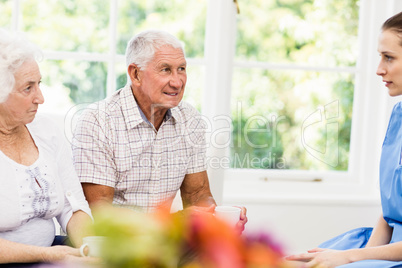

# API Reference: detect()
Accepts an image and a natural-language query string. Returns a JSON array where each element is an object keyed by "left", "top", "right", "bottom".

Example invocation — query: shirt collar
[
  {"left": 120, "top": 84, "right": 181, "bottom": 130},
  {"left": 120, "top": 84, "right": 143, "bottom": 129},
  {"left": 170, "top": 106, "right": 181, "bottom": 122}
]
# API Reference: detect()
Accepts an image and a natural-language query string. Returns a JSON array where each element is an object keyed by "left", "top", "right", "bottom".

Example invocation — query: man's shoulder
[
  {"left": 174, "top": 101, "right": 207, "bottom": 129},
  {"left": 80, "top": 88, "right": 124, "bottom": 120},
  {"left": 175, "top": 101, "right": 201, "bottom": 117}
]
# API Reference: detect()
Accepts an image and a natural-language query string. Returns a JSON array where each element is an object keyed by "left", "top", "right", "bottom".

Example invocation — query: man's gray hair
[
  {"left": 125, "top": 30, "right": 185, "bottom": 84},
  {"left": 0, "top": 28, "right": 42, "bottom": 103}
]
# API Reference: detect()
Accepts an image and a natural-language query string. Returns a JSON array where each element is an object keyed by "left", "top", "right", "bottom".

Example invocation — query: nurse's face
[{"left": 377, "top": 29, "right": 402, "bottom": 96}]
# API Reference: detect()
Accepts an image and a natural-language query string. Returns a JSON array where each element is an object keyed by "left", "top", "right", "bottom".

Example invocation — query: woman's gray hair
[
  {"left": 0, "top": 28, "right": 42, "bottom": 103},
  {"left": 125, "top": 30, "right": 185, "bottom": 84}
]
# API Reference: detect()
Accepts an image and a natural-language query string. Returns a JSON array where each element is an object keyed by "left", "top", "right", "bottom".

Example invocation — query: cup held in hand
[
  {"left": 79, "top": 236, "right": 105, "bottom": 257},
  {"left": 214, "top": 206, "right": 241, "bottom": 228}
]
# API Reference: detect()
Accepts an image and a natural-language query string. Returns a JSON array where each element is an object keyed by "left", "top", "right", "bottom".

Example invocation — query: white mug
[
  {"left": 214, "top": 206, "right": 241, "bottom": 227},
  {"left": 79, "top": 236, "right": 106, "bottom": 257}
]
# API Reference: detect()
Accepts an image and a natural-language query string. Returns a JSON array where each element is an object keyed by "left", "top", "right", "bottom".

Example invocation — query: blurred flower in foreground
[
  {"left": 91, "top": 206, "right": 184, "bottom": 267},
  {"left": 89, "top": 206, "right": 294, "bottom": 268},
  {"left": 183, "top": 213, "right": 292, "bottom": 268}
]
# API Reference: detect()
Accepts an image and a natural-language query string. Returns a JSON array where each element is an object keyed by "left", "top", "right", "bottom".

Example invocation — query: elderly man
[{"left": 72, "top": 30, "right": 247, "bottom": 230}]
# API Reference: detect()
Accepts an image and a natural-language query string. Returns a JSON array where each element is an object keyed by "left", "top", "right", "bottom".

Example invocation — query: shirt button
[{"left": 66, "top": 191, "right": 72, "bottom": 196}]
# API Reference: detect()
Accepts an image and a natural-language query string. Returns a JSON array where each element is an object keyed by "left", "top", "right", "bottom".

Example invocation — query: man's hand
[{"left": 235, "top": 206, "right": 248, "bottom": 234}]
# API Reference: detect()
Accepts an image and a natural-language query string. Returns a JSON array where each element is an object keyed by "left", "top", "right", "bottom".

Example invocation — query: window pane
[
  {"left": 230, "top": 68, "right": 354, "bottom": 171},
  {"left": 39, "top": 60, "right": 107, "bottom": 115},
  {"left": 0, "top": 0, "right": 12, "bottom": 28},
  {"left": 21, "top": 0, "right": 109, "bottom": 53},
  {"left": 236, "top": 0, "right": 359, "bottom": 66},
  {"left": 117, "top": 0, "right": 207, "bottom": 58}
]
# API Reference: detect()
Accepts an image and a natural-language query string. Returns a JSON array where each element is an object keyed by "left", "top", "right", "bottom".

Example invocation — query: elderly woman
[{"left": 0, "top": 29, "right": 92, "bottom": 264}]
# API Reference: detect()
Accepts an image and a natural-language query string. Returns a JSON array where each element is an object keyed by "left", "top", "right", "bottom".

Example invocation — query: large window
[{"left": 230, "top": 0, "right": 359, "bottom": 171}]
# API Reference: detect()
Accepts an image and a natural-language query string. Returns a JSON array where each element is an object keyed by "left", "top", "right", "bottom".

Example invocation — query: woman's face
[
  {"left": 0, "top": 59, "right": 44, "bottom": 126},
  {"left": 377, "top": 29, "right": 402, "bottom": 96}
]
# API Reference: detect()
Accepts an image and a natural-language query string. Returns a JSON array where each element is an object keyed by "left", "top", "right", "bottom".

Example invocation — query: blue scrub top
[{"left": 318, "top": 102, "right": 402, "bottom": 268}]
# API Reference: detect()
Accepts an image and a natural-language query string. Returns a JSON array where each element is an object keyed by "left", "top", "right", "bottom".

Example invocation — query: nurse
[{"left": 287, "top": 11, "right": 402, "bottom": 268}]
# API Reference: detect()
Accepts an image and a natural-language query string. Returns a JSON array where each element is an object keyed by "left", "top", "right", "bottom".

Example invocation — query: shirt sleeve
[{"left": 71, "top": 104, "right": 118, "bottom": 188}]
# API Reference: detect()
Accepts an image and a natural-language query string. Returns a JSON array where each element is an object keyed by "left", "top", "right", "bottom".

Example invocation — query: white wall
[
  {"left": 238, "top": 202, "right": 381, "bottom": 254},
  {"left": 168, "top": 180, "right": 382, "bottom": 255}
]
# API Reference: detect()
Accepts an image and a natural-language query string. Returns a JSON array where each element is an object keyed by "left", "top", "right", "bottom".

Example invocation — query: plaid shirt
[{"left": 72, "top": 85, "right": 207, "bottom": 212}]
